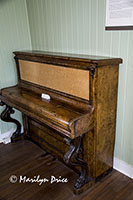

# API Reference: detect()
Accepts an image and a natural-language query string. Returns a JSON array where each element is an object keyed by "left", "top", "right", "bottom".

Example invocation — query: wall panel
[{"left": 0, "top": 0, "right": 32, "bottom": 134}]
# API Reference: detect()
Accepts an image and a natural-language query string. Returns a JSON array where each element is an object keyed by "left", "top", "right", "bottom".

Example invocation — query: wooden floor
[{"left": 0, "top": 140, "right": 132, "bottom": 200}]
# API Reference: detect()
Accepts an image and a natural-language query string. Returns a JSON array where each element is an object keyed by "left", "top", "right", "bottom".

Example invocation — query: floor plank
[{"left": 0, "top": 140, "right": 132, "bottom": 200}]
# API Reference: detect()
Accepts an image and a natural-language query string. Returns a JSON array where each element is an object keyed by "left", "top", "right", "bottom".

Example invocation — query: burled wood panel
[
  {"left": 19, "top": 60, "right": 90, "bottom": 100},
  {"left": 93, "top": 65, "right": 119, "bottom": 177}
]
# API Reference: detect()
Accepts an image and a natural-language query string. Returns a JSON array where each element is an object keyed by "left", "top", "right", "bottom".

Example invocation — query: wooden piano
[{"left": 0, "top": 51, "right": 122, "bottom": 194}]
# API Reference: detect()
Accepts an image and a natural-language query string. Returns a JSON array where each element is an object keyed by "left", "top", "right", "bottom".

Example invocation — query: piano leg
[
  {"left": 0, "top": 102, "right": 22, "bottom": 142},
  {"left": 64, "top": 136, "right": 94, "bottom": 194}
]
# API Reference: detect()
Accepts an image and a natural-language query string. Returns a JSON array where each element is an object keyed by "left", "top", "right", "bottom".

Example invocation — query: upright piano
[{"left": 0, "top": 51, "right": 122, "bottom": 194}]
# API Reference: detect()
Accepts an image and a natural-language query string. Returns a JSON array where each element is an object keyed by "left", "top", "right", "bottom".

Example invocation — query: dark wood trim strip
[{"left": 105, "top": 26, "right": 133, "bottom": 31}]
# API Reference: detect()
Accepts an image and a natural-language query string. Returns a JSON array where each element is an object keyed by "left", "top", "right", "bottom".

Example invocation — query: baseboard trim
[
  {"left": 0, "top": 129, "right": 15, "bottom": 144},
  {"left": 0, "top": 126, "right": 24, "bottom": 144},
  {"left": 113, "top": 157, "right": 133, "bottom": 179}
]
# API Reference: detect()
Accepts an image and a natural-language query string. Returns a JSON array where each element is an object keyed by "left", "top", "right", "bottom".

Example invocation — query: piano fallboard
[{"left": 0, "top": 84, "right": 93, "bottom": 139}]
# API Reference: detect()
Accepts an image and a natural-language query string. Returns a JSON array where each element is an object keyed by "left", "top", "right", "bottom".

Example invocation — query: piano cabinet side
[{"left": 84, "top": 64, "right": 119, "bottom": 178}]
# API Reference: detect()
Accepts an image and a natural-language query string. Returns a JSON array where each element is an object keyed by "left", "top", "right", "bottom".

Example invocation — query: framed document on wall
[{"left": 106, "top": 0, "right": 133, "bottom": 30}]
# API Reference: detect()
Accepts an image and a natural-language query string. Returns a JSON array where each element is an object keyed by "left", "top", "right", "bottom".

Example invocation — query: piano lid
[{"left": 13, "top": 50, "right": 122, "bottom": 67}]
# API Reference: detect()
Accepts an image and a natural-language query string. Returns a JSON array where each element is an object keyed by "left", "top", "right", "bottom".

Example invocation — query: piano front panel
[
  {"left": 28, "top": 118, "right": 69, "bottom": 158},
  {"left": 18, "top": 60, "right": 90, "bottom": 100}
]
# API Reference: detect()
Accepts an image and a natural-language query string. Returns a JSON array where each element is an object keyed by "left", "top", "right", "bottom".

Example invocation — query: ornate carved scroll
[
  {"left": 64, "top": 136, "right": 94, "bottom": 194},
  {"left": 0, "top": 101, "right": 21, "bottom": 142}
]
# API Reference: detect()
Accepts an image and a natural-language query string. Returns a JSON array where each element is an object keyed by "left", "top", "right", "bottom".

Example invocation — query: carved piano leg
[
  {"left": 0, "top": 102, "right": 22, "bottom": 142},
  {"left": 64, "top": 136, "right": 94, "bottom": 194}
]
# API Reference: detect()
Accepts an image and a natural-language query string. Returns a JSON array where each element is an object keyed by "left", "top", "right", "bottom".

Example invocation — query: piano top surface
[{"left": 14, "top": 50, "right": 122, "bottom": 67}]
